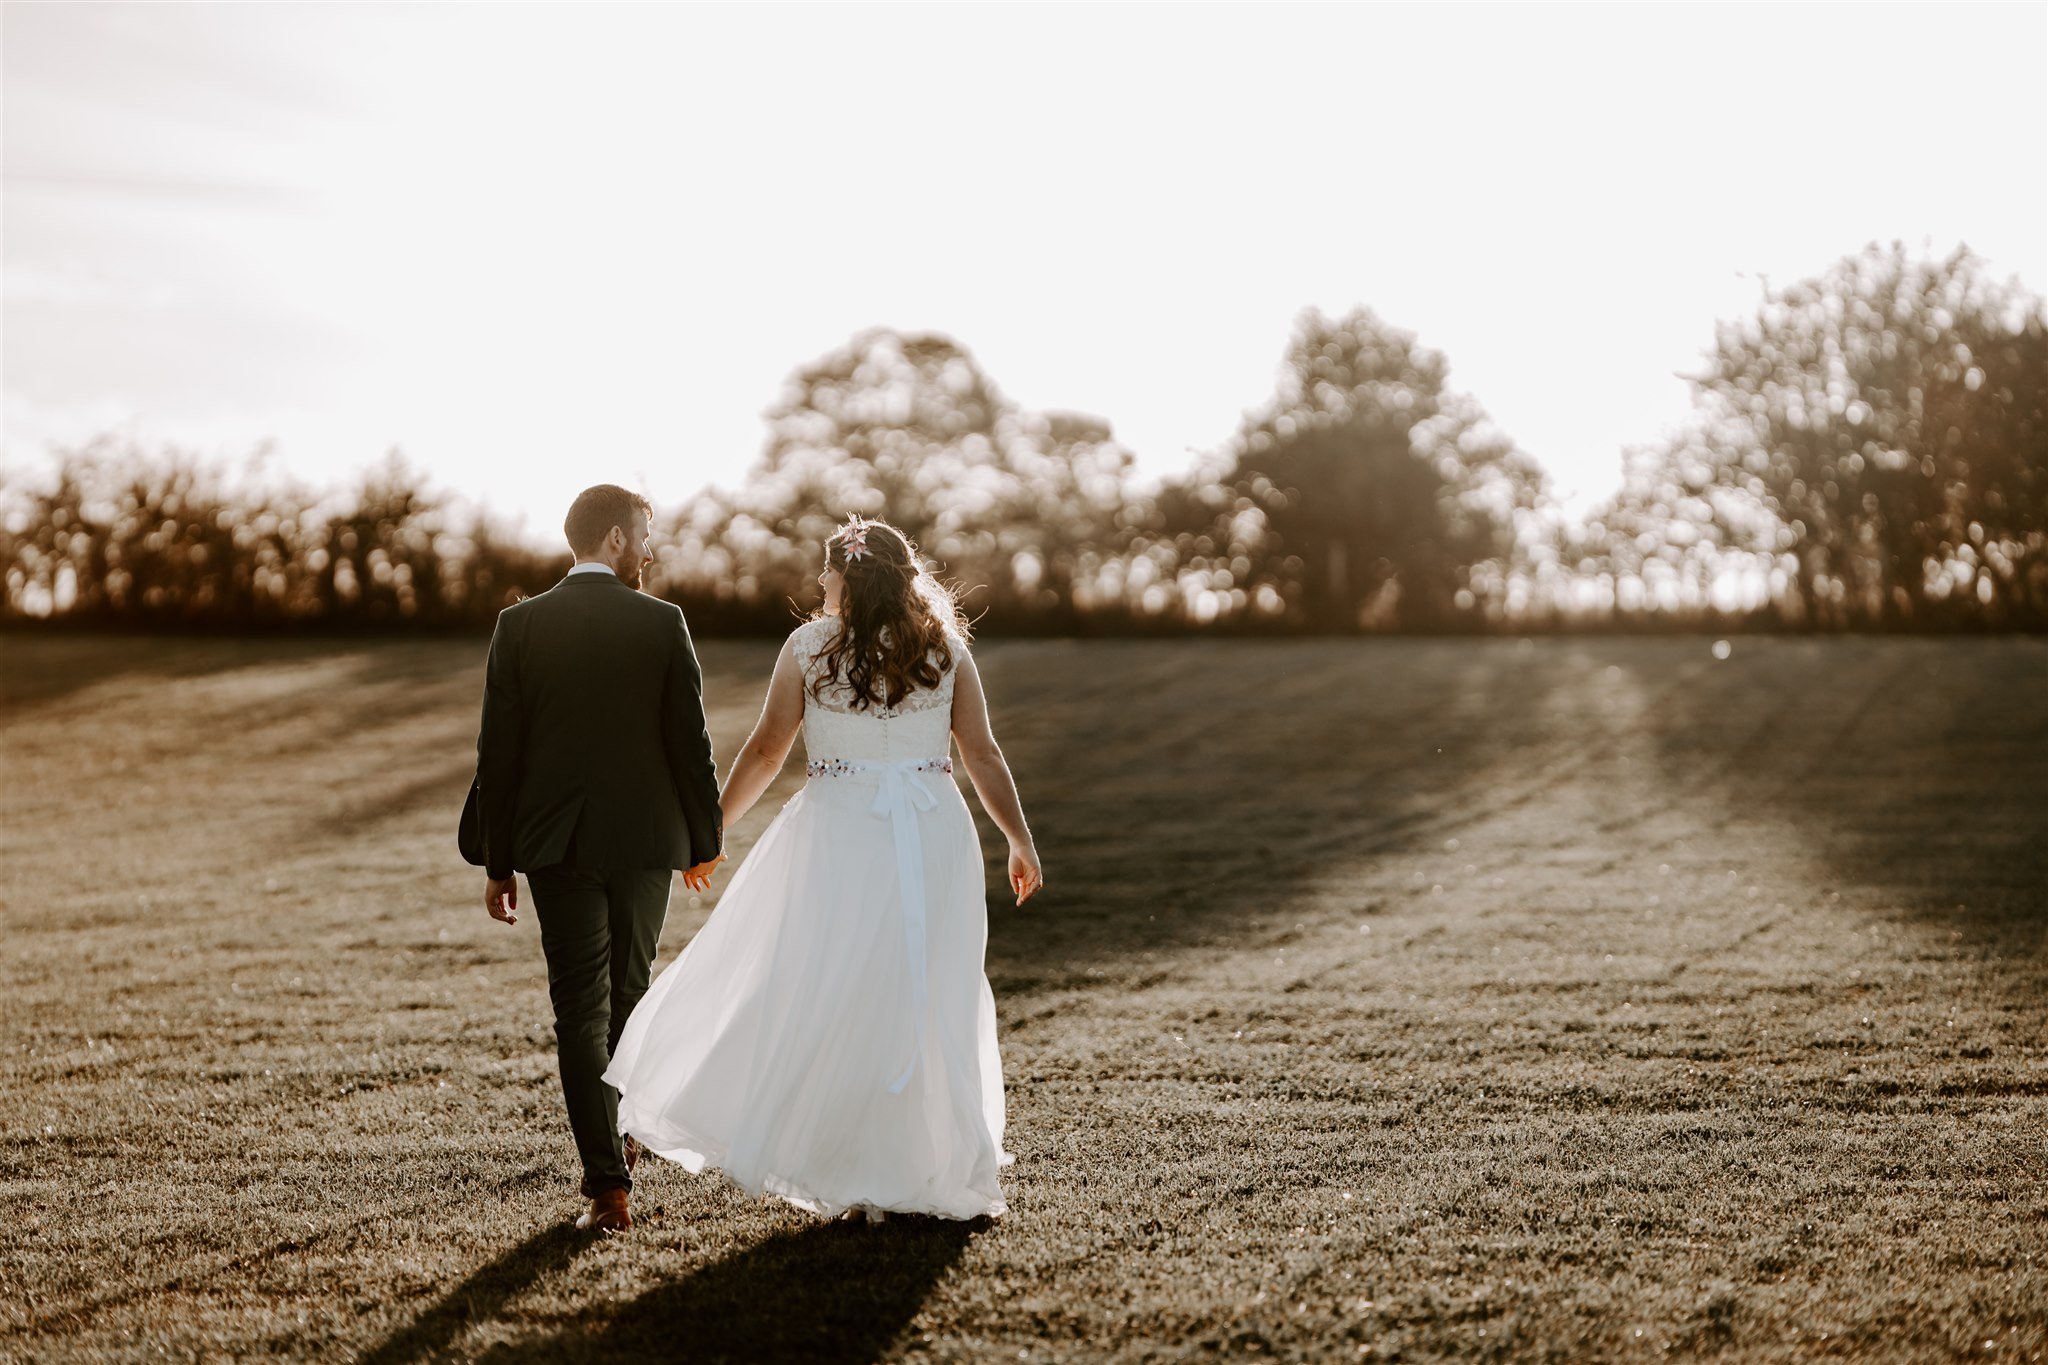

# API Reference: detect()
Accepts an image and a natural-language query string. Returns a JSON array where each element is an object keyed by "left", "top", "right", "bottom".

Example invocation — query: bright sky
[{"left": 5, "top": 3, "right": 2043, "bottom": 539}]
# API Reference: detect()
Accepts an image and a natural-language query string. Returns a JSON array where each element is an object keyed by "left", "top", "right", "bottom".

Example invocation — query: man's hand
[
  {"left": 485, "top": 876, "right": 519, "bottom": 924},
  {"left": 682, "top": 854, "right": 726, "bottom": 893}
]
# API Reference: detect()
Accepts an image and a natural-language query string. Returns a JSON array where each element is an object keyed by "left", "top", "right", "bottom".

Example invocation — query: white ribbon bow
[{"left": 863, "top": 762, "right": 940, "bottom": 1093}]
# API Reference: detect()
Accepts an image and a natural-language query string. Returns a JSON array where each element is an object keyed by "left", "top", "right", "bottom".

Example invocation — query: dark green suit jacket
[{"left": 470, "top": 570, "right": 722, "bottom": 879}]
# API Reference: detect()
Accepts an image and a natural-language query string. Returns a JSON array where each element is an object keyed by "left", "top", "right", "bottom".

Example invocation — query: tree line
[{"left": 3, "top": 239, "right": 2042, "bottom": 635}]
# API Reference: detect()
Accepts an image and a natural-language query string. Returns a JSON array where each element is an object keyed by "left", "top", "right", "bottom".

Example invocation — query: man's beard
[{"left": 617, "top": 559, "right": 644, "bottom": 590}]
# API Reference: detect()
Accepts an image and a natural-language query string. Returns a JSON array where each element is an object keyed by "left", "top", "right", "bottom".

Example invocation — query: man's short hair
[{"left": 564, "top": 485, "right": 653, "bottom": 556}]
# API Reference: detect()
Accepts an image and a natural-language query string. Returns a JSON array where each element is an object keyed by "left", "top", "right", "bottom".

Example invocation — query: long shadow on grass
[
  {"left": 0, "top": 632, "right": 483, "bottom": 729},
  {"left": 357, "top": 1223, "right": 592, "bottom": 1365},
  {"left": 0, "top": 634, "right": 357, "bottom": 710},
  {"left": 966, "top": 637, "right": 1591, "bottom": 987},
  {"left": 1629, "top": 635, "right": 2048, "bottom": 952},
  {"left": 477, "top": 1217, "right": 981, "bottom": 1364}
]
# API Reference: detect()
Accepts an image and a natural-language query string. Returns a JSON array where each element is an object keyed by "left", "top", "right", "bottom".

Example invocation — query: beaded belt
[
  {"left": 801, "top": 755, "right": 952, "bottom": 1093},
  {"left": 805, "top": 755, "right": 952, "bottom": 779}
]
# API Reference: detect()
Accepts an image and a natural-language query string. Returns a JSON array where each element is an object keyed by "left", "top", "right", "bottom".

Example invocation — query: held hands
[
  {"left": 484, "top": 876, "right": 519, "bottom": 925},
  {"left": 1008, "top": 842, "right": 1043, "bottom": 906},
  {"left": 484, "top": 857, "right": 720, "bottom": 921},
  {"left": 683, "top": 854, "right": 727, "bottom": 893}
]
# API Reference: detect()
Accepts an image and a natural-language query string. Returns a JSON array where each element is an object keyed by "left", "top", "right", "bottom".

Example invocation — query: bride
[{"left": 603, "top": 514, "right": 1042, "bottom": 1223}]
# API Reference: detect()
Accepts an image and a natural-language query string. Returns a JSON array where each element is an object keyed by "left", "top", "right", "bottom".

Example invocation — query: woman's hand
[
  {"left": 683, "top": 853, "right": 726, "bottom": 893},
  {"left": 1008, "top": 843, "right": 1042, "bottom": 906}
]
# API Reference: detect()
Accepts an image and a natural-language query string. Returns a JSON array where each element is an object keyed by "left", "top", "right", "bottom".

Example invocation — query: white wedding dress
[{"left": 602, "top": 614, "right": 1011, "bottom": 1220}]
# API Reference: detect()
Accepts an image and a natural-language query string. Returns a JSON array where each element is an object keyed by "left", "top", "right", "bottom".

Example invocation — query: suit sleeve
[
  {"left": 662, "top": 608, "right": 724, "bottom": 864},
  {"left": 477, "top": 610, "right": 524, "bottom": 880}
]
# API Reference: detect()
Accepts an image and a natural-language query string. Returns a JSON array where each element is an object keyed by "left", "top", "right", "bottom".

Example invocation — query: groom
[{"left": 467, "top": 483, "right": 725, "bottom": 1233}]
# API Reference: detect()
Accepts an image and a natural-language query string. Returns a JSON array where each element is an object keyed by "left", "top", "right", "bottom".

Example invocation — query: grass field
[{"left": 2, "top": 632, "right": 2044, "bottom": 1363}]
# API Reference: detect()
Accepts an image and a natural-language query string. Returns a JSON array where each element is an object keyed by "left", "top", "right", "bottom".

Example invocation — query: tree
[
  {"left": 657, "top": 328, "right": 1140, "bottom": 628},
  {"left": 0, "top": 438, "right": 565, "bottom": 629},
  {"left": 1688, "top": 240, "right": 2047, "bottom": 627},
  {"left": 1561, "top": 419, "right": 1790, "bottom": 626},
  {"left": 1181, "top": 306, "right": 1547, "bottom": 631}
]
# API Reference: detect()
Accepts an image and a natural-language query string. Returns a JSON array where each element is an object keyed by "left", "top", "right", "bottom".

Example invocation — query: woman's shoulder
[
  {"left": 787, "top": 614, "right": 841, "bottom": 645},
  {"left": 784, "top": 615, "right": 841, "bottom": 669},
  {"left": 936, "top": 623, "right": 971, "bottom": 665},
  {"left": 939, "top": 617, "right": 970, "bottom": 647}
]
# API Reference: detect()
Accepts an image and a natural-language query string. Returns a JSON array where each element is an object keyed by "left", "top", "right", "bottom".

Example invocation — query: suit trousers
[{"left": 525, "top": 863, "right": 672, "bottom": 1197}]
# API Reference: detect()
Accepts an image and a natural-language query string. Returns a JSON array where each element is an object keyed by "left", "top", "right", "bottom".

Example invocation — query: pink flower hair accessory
[{"left": 840, "top": 517, "right": 871, "bottom": 561}]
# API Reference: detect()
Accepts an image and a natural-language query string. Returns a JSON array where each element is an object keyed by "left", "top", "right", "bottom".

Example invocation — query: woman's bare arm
[
  {"left": 718, "top": 641, "right": 806, "bottom": 829},
  {"left": 950, "top": 649, "right": 1042, "bottom": 905}
]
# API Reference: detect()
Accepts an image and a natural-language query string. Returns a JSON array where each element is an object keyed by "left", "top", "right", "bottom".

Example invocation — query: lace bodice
[{"left": 790, "top": 616, "right": 959, "bottom": 764}]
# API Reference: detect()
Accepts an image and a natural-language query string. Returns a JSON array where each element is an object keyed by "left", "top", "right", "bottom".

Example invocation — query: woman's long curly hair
[{"left": 809, "top": 516, "right": 972, "bottom": 712}]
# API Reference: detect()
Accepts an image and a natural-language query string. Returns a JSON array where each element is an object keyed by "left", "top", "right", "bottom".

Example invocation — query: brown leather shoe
[
  {"left": 624, "top": 1134, "right": 642, "bottom": 1174},
  {"left": 574, "top": 1187, "right": 631, "bottom": 1234}
]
